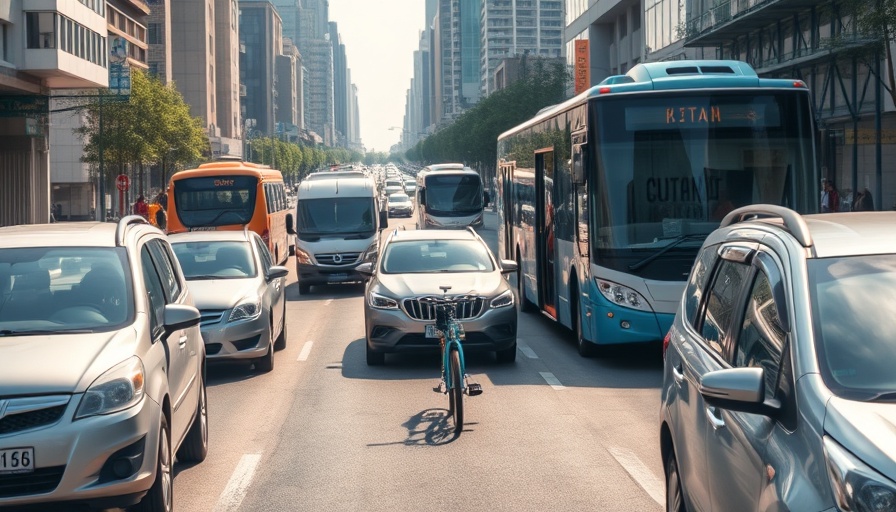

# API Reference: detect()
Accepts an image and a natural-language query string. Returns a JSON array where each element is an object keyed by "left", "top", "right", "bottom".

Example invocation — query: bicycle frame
[{"left": 439, "top": 318, "right": 467, "bottom": 394}]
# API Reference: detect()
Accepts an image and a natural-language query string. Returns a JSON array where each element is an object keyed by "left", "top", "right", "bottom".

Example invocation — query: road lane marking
[
  {"left": 215, "top": 453, "right": 262, "bottom": 512},
  {"left": 324, "top": 299, "right": 333, "bottom": 306},
  {"left": 539, "top": 371, "right": 564, "bottom": 390},
  {"left": 517, "top": 340, "right": 538, "bottom": 359},
  {"left": 297, "top": 341, "right": 314, "bottom": 361},
  {"left": 608, "top": 446, "right": 664, "bottom": 506}
]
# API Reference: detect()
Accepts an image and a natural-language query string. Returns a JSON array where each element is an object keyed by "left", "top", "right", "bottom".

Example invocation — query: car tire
[
  {"left": 274, "top": 303, "right": 287, "bottom": 351},
  {"left": 298, "top": 281, "right": 311, "bottom": 295},
  {"left": 495, "top": 342, "right": 517, "bottom": 363},
  {"left": 256, "top": 322, "right": 275, "bottom": 373},
  {"left": 366, "top": 341, "right": 385, "bottom": 366},
  {"left": 665, "top": 450, "right": 687, "bottom": 512},
  {"left": 131, "top": 415, "right": 172, "bottom": 512},
  {"left": 177, "top": 372, "right": 208, "bottom": 463}
]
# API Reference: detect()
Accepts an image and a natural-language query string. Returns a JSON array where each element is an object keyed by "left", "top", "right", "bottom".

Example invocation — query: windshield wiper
[
  {"left": 186, "top": 275, "right": 230, "bottom": 280},
  {"left": 628, "top": 233, "right": 709, "bottom": 272},
  {"left": 866, "top": 391, "right": 896, "bottom": 402},
  {"left": 0, "top": 329, "right": 95, "bottom": 337}
]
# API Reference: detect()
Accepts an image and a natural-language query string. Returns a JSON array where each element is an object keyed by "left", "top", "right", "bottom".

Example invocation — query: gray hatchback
[{"left": 661, "top": 205, "right": 896, "bottom": 512}]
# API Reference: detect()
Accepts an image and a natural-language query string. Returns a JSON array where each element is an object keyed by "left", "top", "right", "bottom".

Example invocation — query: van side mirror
[
  {"left": 418, "top": 189, "right": 426, "bottom": 206},
  {"left": 286, "top": 213, "right": 295, "bottom": 235},
  {"left": 379, "top": 210, "right": 388, "bottom": 230},
  {"left": 484, "top": 191, "right": 491, "bottom": 206}
]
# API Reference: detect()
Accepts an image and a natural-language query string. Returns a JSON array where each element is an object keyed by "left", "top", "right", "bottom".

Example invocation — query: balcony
[{"left": 684, "top": 0, "right": 825, "bottom": 46}]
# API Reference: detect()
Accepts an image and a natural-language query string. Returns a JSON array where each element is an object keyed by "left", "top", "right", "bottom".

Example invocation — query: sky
[{"left": 328, "top": 0, "right": 426, "bottom": 154}]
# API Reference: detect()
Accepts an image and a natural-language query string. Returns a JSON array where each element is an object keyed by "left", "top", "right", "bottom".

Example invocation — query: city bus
[
  {"left": 496, "top": 60, "right": 819, "bottom": 356},
  {"left": 167, "top": 161, "right": 293, "bottom": 264},
  {"left": 415, "top": 164, "right": 489, "bottom": 229}
]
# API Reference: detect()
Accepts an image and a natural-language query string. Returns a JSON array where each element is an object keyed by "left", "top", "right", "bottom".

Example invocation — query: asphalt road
[{"left": 170, "top": 210, "right": 666, "bottom": 512}]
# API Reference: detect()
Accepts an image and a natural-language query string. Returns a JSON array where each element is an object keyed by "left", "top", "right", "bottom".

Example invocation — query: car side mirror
[
  {"left": 286, "top": 213, "right": 296, "bottom": 235},
  {"left": 500, "top": 259, "right": 518, "bottom": 273},
  {"left": 356, "top": 262, "right": 374, "bottom": 278},
  {"left": 699, "top": 367, "right": 781, "bottom": 417},
  {"left": 267, "top": 265, "right": 289, "bottom": 281},
  {"left": 379, "top": 210, "right": 388, "bottom": 230},
  {"left": 484, "top": 191, "right": 491, "bottom": 206},
  {"left": 162, "top": 304, "right": 201, "bottom": 337},
  {"left": 418, "top": 189, "right": 426, "bottom": 206}
]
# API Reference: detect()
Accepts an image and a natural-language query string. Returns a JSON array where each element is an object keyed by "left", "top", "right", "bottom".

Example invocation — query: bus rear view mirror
[
  {"left": 418, "top": 189, "right": 426, "bottom": 205},
  {"left": 286, "top": 213, "right": 295, "bottom": 235},
  {"left": 379, "top": 210, "right": 388, "bottom": 230}
]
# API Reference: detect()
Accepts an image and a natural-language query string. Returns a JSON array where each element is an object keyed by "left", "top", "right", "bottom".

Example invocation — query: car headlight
[
  {"left": 368, "top": 291, "right": 399, "bottom": 310},
  {"left": 76, "top": 356, "right": 145, "bottom": 419},
  {"left": 490, "top": 289, "right": 514, "bottom": 309},
  {"left": 825, "top": 436, "right": 896, "bottom": 512},
  {"left": 594, "top": 278, "right": 653, "bottom": 312},
  {"left": 229, "top": 297, "right": 262, "bottom": 322}
]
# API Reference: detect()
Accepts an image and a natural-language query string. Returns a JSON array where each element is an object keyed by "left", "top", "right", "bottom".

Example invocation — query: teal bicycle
[{"left": 421, "top": 292, "right": 482, "bottom": 433}]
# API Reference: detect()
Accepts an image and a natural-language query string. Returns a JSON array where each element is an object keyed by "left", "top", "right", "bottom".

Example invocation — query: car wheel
[
  {"left": 274, "top": 303, "right": 287, "bottom": 351},
  {"left": 255, "top": 320, "right": 275, "bottom": 373},
  {"left": 366, "top": 340, "right": 385, "bottom": 366},
  {"left": 495, "top": 342, "right": 517, "bottom": 363},
  {"left": 177, "top": 371, "right": 208, "bottom": 463},
  {"left": 665, "top": 450, "right": 687, "bottom": 512},
  {"left": 131, "top": 415, "right": 172, "bottom": 512},
  {"left": 298, "top": 281, "right": 311, "bottom": 295}
]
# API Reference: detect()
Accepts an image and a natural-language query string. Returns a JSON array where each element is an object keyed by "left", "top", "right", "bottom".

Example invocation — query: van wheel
[{"left": 298, "top": 282, "right": 311, "bottom": 295}]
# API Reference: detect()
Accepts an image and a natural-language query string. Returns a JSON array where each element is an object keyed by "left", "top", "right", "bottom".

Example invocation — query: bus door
[
  {"left": 535, "top": 149, "right": 556, "bottom": 318},
  {"left": 500, "top": 163, "right": 514, "bottom": 260}
]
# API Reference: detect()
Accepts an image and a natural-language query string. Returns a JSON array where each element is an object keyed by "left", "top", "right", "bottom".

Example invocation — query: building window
[
  {"left": 0, "top": 23, "right": 9, "bottom": 62},
  {"left": 148, "top": 23, "right": 161, "bottom": 44},
  {"left": 26, "top": 12, "right": 57, "bottom": 49}
]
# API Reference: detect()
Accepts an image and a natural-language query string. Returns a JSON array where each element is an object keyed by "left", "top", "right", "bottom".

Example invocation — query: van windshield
[
  {"left": 174, "top": 176, "right": 257, "bottom": 227},
  {"left": 297, "top": 197, "right": 375, "bottom": 235}
]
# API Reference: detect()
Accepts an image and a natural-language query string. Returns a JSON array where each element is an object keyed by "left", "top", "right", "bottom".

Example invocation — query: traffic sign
[{"left": 116, "top": 174, "right": 130, "bottom": 191}]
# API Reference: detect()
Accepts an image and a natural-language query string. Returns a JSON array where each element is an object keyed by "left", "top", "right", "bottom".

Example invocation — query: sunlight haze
[{"left": 328, "top": 0, "right": 426, "bottom": 154}]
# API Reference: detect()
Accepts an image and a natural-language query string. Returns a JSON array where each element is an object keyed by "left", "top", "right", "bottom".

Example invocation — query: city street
[{"left": 169, "top": 212, "right": 666, "bottom": 511}]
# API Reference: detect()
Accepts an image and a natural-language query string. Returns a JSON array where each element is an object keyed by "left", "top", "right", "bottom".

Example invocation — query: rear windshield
[
  {"left": 809, "top": 255, "right": 896, "bottom": 400},
  {"left": 174, "top": 176, "right": 258, "bottom": 228}
]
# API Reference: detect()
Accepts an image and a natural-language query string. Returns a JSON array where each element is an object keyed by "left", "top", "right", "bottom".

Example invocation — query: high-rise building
[
  {"left": 330, "top": 22, "right": 348, "bottom": 147},
  {"left": 436, "top": 0, "right": 481, "bottom": 124},
  {"left": 214, "top": 0, "right": 242, "bottom": 141},
  {"left": 480, "top": 0, "right": 564, "bottom": 96},
  {"left": 276, "top": 38, "right": 302, "bottom": 130},
  {"left": 239, "top": 1, "right": 283, "bottom": 137},
  {"left": 296, "top": 0, "right": 335, "bottom": 145},
  {"left": 147, "top": 0, "right": 173, "bottom": 83}
]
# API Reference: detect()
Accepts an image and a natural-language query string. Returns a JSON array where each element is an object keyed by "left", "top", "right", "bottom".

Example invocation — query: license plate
[
  {"left": 327, "top": 273, "right": 348, "bottom": 281},
  {"left": 425, "top": 325, "right": 439, "bottom": 338},
  {"left": 189, "top": 226, "right": 216, "bottom": 232},
  {"left": 0, "top": 447, "right": 34, "bottom": 474}
]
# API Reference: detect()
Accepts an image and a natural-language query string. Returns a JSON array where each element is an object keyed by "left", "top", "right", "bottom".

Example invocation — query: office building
[{"left": 239, "top": 1, "right": 282, "bottom": 137}]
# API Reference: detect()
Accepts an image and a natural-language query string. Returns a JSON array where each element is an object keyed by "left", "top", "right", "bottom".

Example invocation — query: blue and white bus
[{"left": 496, "top": 60, "right": 819, "bottom": 355}]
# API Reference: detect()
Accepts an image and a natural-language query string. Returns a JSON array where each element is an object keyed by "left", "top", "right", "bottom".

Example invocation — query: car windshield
[
  {"left": 382, "top": 240, "right": 494, "bottom": 273},
  {"left": 809, "top": 255, "right": 896, "bottom": 400},
  {"left": 389, "top": 194, "right": 409, "bottom": 203},
  {"left": 172, "top": 241, "right": 257, "bottom": 279},
  {"left": 0, "top": 247, "right": 133, "bottom": 333}
]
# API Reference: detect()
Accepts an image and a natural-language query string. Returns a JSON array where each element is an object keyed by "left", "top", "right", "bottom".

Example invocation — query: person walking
[
  {"left": 821, "top": 179, "right": 839, "bottom": 213},
  {"left": 133, "top": 195, "right": 149, "bottom": 219},
  {"left": 153, "top": 191, "right": 168, "bottom": 232},
  {"left": 852, "top": 188, "right": 875, "bottom": 211}
]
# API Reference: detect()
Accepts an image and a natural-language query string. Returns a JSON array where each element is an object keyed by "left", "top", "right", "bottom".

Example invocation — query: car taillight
[{"left": 663, "top": 331, "right": 671, "bottom": 360}]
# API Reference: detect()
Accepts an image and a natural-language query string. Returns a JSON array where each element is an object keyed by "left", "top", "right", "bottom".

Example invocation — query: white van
[{"left": 288, "top": 172, "right": 387, "bottom": 294}]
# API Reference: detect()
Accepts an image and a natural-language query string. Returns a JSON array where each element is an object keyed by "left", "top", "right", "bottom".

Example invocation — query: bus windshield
[
  {"left": 424, "top": 175, "right": 483, "bottom": 215},
  {"left": 297, "top": 197, "right": 376, "bottom": 236},
  {"left": 173, "top": 176, "right": 257, "bottom": 228},
  {"left": 592, "top": 91, "right": 815, "bottom": 278}
]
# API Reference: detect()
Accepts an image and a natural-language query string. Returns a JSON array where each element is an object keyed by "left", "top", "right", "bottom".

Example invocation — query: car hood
[
  {"left": 187, "top": 279, "right": 260, "bottom": 310},
  {"left": 825, "top": 396, "right": 896, "bottom": 479},
  {"left": 377, "top": 271, "right": 505, "bottom": 297},
  {"left": 0, "top": 328, "right": 138, "bottom": 395}
]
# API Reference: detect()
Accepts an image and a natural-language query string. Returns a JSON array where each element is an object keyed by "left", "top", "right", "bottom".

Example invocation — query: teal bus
[{"left": 496, "top": 60, "right": 819, "bottom": 355}]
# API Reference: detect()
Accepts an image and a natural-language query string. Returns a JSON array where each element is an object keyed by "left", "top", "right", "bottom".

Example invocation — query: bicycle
[{"left": 420, "top": 291, "right": 483, "bottom": 433}]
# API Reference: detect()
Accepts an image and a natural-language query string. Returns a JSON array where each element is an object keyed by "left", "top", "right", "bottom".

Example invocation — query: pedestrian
[
  {"left": 821, "top": 179, "right": 839, "bottom": 213},
  {"left": 852, "top": 187, "right": 875, "bottom": 211},
  {"left": 133, "top": 195, "right": 149, "bottom": 219},
  {"left": 154, "top": 197, "right": 168, "bottom": 232}
]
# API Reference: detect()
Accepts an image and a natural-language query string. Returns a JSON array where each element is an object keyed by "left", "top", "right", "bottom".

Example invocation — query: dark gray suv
[{"left": 661, "top": 205, "right": 896, "bottom": 512}]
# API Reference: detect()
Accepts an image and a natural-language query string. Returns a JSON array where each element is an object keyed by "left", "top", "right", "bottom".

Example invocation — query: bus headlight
[{"left": 594, "top": 279, "right": 653, "bottom": 312}]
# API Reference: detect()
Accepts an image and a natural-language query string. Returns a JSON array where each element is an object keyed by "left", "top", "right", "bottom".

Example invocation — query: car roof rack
[
  {"left": 116, "top": 215, "right": 149, "bottom": 246},
  {"left": 719, "top": 204, "right": 813, "bottom": 248}
]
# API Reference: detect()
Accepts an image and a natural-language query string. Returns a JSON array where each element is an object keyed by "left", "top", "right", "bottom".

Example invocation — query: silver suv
[
  {"left": 660, "top": 205, "right": 896, "bottom": 512},
  {"left": 0, "top": 216, "right": 207, "bottom": 511}
]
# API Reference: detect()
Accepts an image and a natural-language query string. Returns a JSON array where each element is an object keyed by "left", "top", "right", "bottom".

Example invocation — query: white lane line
[
  {"left": 517, "top": 340, "right": 538, "bottom": 359},
  {"left": 214, "top": 453, "right": 262, "bottom": 512},
  {"left": 324, "top": 299, "right": 333, "bottom": 306},
  {"left": 539, "top": 371, "right": 564, "bottom": 390},
  {"left": 297, "top": 341, "right": 314, "bottom": 361},
  {"left": 608, "top": 446, "right": 664, "bottom": 506}
]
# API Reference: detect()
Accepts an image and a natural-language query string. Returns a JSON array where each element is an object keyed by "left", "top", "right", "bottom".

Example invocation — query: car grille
[
  {"left": 0, "top": 466, "right": 66, "bottom": 498},
  {"left": 315, "top": 252, "right": 361, "bottom": 266},
  {"left": 0, "top": 398, "right": 69, "bottom": 435},
  {"left": 200, "top": 309, "right": 227, "bottom": 327},
  {"left": 403, "top": 297, "right": 485, "bottom": 320}
]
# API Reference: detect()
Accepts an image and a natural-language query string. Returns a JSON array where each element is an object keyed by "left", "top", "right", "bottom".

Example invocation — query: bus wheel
[
  {"left": 298, "top": 282, "right": 311, "bottom": 295},
  {"left": 572, "top": 287, "right": 597, "bottom": 358}
]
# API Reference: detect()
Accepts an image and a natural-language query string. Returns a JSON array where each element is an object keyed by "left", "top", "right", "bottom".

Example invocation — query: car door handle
[
  {"left": 705, "top": 406, "right": 726, "bottom": 430},
  {"left": 671, "top": 364, "right": 684, "bottom": 385}
]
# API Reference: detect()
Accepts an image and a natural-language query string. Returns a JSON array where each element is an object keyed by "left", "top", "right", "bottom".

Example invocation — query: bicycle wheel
[{"left": 449, "top": 347, "right": 464, "bottom": 432}]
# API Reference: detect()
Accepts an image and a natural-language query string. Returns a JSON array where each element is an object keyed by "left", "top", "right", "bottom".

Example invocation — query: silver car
[
  {"left": 661, "top": 205, "right": 896, "bottom": 512},
  {"left": 0, "top": 216, "right": 206, "bottom": 511},
  {"left": 170, "top": 230, "right": 288, "bottom": 373},
  {"left": 358, "top": 228, "right": 518, "bottom": 366},
  {"left": 387, "top": 193, "right": 414, "bottom": 218}
]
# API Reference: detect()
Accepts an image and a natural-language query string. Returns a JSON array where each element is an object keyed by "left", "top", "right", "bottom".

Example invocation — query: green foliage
[
  {"left": 406, "top": 59, "right": 570, "bottom": 175},
  {"left": 246, "top": 137, "right": 360, "bottom": 181}
]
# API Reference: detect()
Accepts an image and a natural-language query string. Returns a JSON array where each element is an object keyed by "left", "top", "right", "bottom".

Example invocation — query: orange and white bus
[{"left": 167, "top": 161, "right": 293, "bottom": 265}]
